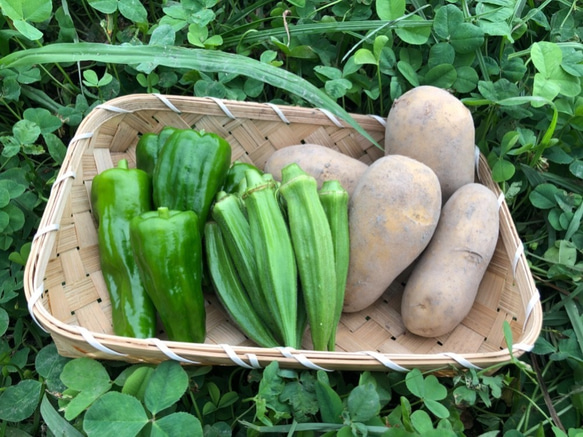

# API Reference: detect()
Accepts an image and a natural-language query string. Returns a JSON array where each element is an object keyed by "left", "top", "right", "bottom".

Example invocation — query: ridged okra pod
[
  {"left": 243, "top": 168, "right": 298, "bottom": 348},
  {"left": 279, "top": 163, "right": 337, "bottom": 351},
  {"left": 319, "top": 180, "right": 350, "bottom": 351},
  {"left": 210, "top": 191, "right": 278, "bottom": 339},
  {"left": 204, "top": 222, "right": 280, "bottom": 348}
]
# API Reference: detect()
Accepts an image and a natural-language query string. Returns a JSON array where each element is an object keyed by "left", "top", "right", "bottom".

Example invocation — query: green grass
[{"left": 0, "top": 0, "right": 582, "bottom": 435}]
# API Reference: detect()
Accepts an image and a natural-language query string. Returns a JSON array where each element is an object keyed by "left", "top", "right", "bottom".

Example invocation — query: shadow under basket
[{"left": 24, "top": 94, "right": 543, "bottom": 374}]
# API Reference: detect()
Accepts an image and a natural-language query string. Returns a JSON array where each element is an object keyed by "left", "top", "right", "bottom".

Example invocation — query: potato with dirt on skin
[
  {"left": 263, "top": 144, "right": 368, "bottom": 196},
  {"left": 384, "top": 85, "right": 476, "bottom": 203},
  {"left": 401, "top": 183, "right": 500, "bottom": 338},
  {"left": 342, "top": 155, "right": 442, "bottom": 313}
]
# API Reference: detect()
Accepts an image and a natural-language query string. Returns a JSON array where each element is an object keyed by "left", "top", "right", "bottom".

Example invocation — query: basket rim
[{"left": 24, "top": 93, "right": 543, "bottom": 373}]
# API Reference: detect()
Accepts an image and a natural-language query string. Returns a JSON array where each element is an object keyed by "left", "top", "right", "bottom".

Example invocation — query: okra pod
[
  {"left": 204, "top": 221, "right": 280, "bottom": 348},
  {"left": 319, "top": 180, "right": 350, "bottom": 351},
  {"left": 279, "top": 163, "right": 337, "bottom": 351},
  {"left": 210, "top": 190, "right": 279, "bottom": 339},
  {"left": 243, "top": 168, "right": 298, "bottom": 348}
]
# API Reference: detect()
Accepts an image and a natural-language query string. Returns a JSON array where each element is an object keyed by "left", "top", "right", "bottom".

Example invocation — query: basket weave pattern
[{"left": 24, "top": 94, "right": 542, "bottom": 373}]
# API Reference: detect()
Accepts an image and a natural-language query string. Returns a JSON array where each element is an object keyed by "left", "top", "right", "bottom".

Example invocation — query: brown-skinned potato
[
  {"left": 342, "top": 155, "right": 442, "bottom": 313},
  {"left": 401, "top": 183, "right": 500, "bottom": 338},
  {"left": 384, "top": 85, "right": 475, "bottom": 203},
  {"left": 264, "top": 144, "right": 368, "bottom": 196}
]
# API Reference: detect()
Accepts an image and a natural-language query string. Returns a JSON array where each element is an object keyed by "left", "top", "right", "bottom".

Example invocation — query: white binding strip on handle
[
  {"left": 276, "top": 347, "right": 332, "bottom": 372},
  {"left": 512, "top": 342, "right": 535, "bottom": 352},
  {"left": 220, "top": 344, "right": 262, "bottom": 369},
  {"left": 497, "top": 192, "right": 505, "bottom": 209},
  {"left": 70, "top": 132, "right": 93, "bottom": 143},
  {"left": 33, "top": 223, "right": 60, "bottom": 242},
  {"left": 266, "top": 103, "right": 290, "bottom": 124},
  {"left": 52, "top": 171, "right": 76, "bottom": 191},
  {"left": 368, "top": 114, "right": 387, "bottom": 127},
  {"left": 207, "top": 97, "right": 236, "bottom": 119},
  {"left": 318, "top": 108, "right": 344, "bottom": 128},
  {"left": 512, "top": 244, "right": 524, "bottom": 276},
  {"left": 95, "top": 104, "right": 132, "bottom": 113},
  {"left": 76, "top": 327, "right": 128, "bottom": 357},
  {"left": 246, "top": 353, "right": 261, "bottom": 369},
  {"left": 440, "top": 352, "right": 483, "bottom": 370},
  {"left": 153, "top": 93, "right": 182, "bottom": 113},
  {"left": 474, "top": 146, "right": 482, "bottom": 182},
  {"left": 523, "top": 290, "right": 541, "bottom": 331},
  {"left": 150, "top": 338, "right": 201, "bottom": 364},
  {"left": 362, "top": 351, "right": 409, "bottom": 372},
  {"left": 27, "top": 285, "right": 49, "bottom": 333}
]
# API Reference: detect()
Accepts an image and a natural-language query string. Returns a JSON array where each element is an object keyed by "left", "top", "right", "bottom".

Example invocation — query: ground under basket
[{"left": 24, "top": 94, "right": 543, "bottom": 373}]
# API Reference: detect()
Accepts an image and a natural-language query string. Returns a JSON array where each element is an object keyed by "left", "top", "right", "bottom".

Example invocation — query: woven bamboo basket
[{"left": 24, "top": 94, "right": 542, "bottom": 374}]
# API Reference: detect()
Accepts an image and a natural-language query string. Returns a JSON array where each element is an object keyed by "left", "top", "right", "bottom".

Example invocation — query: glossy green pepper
[
  {"left": 222, "top": 161, "right": 262, "bottom": 194},
  {"left": 135, "top": 126, "right": 180, "bottom": 176},
  {"left": 90, "top": 159, "right": 156, "bottom": 338},
  {"left": 152, "top": 129, "right": 231, "bottom": 232},
  {"left": 130, "top": 206, "right": 206, "bottom": 343}
]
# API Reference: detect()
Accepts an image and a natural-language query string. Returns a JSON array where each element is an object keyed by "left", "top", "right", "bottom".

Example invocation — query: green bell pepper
[
  {"left": 130, "top": 206, "right": 206, "bottom": 343},
  {"left": 90, "top": 159, "right": 157, "bottom": 338},
  {"left": 135, "top": 126, "right": 180, "bottom": 176},
  {"left": 222, "top": 161, "right": 262, "bottom": 194},
  {"left": 152, "top": 129, "right": 231, "bottom": 232}
]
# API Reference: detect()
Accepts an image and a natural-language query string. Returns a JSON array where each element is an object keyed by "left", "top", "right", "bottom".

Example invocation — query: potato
[
  {"left": 401, "top": 183, "right": 499, "bottom": 338},
  {"left": 342, "top": 155, "right": 442, "bottom": 313},
  {"left": 264, "top": 144, "right": 368, "bottom": 196},
  {"left": 384, "top": 85, "right": 476, "bottom": 202}
]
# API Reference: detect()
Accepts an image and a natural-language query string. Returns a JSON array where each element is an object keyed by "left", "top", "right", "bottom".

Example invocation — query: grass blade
[
  {"left": 562, "top": 293, "right": 583, "bottom": 358},
  {"left": 221, "top": 19, "right": 432, "bottom": 48},
  {"left": 0, "top": 42, "right": 380, "bottom": 148},
  {"left": 40, "top": 395, "right": 84, "bottom": 437}
]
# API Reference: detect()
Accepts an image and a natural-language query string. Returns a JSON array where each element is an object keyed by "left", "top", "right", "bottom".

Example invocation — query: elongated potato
[
  {"left": 385, "top": 85, "right": 475, "bottom": 202},
  {"left": 342, "top": 155, "right": 442, "bottom": 313},
  {"left": 401, "top": 183, "right": 499, "bottom": 337},
  {"left": 264, "top": 144, "right": 368, "bottom": 196}
]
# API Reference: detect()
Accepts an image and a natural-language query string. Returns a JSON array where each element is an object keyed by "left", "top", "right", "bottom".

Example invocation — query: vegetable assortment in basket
[
  {"left": 25, "top": 93, "right": 542, "bottom": 369},
  {"left": 90, "top": 86, "right": 502, "bottom": 352},
  {"left": 91, "top": 127, "right": 351, "bottom": 350}
]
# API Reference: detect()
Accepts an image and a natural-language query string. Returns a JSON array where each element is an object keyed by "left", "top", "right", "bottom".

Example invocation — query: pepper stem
[
  {"left": 158, "top": 206, "right": 171, "bottom": 219},
  {"left": 117, "top": 159, "right": 129, "bottom": 170}
]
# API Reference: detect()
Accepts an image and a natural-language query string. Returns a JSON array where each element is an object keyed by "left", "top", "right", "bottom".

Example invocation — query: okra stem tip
[
  {"left": 280, "top": 163, "right": 310, "bottom": 185},
  {"left": 319, "top": 180, "right": 347, "bottom": 194}
]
